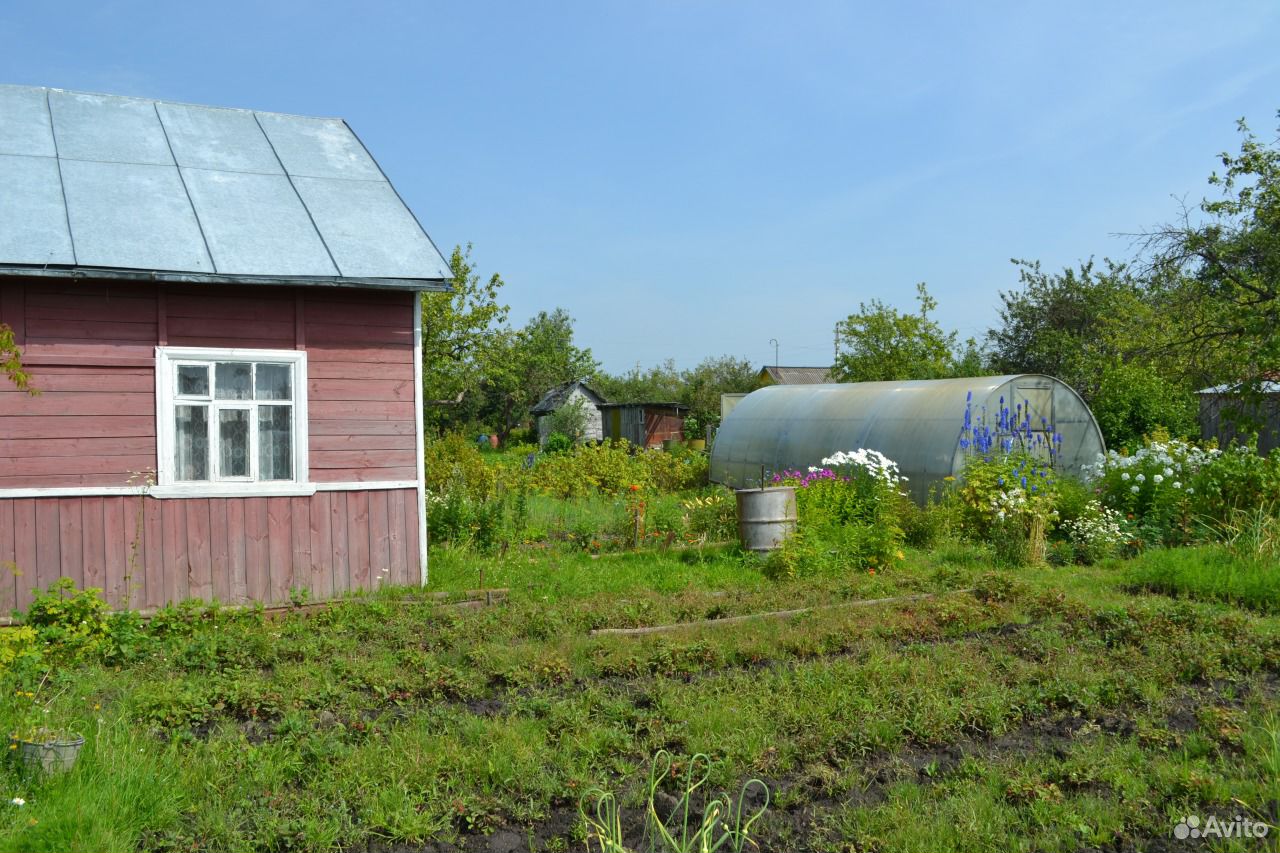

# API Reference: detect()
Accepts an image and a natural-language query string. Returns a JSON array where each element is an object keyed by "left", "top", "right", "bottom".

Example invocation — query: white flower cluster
[
  {"left": 1083, "top": 439, "right": 1217, "bottom": 495},
  {"left": 989, "top": 487, "right": 1029, "bottom": 522},
  {"left": 819, "top": 449, "right": 907, "bottom": 487},
  {"left": 1062, "top": 501, "right": 1125, "bottom": 552}
]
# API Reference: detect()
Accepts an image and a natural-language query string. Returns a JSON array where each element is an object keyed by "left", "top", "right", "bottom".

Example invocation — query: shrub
[
  {"left": 543, "top": 432, "right": 573, "bottom": 454},
  {"left": 20, "top": 577, "right": 113, "bottom": 664},
  {"left": 957, "top": 452, "right": 1059, "bottom": 564},
  {"left": 426, "top": 488, "right": 508, "bottom": 551},
  {"left": 544, "top": 395, "right": 591, "bottom": 444},
  {"left": 772, "top": 449, "right": 907, "bottom": 574},
  {"left": 1052, "top": 476, "right": 1093, "bottom": 528},
  {"left": 1085, "top": 432, "right": 1215, "bottom": 545},
  {"left": 1060, "top": 500, "right": 1125, "bottom": 564},
  {"left": 640, "top": 446, "right": 709, "bottom": 492},
  {"left": 424, "top": 433, "right": 496, "bottom": 502},
  {"left": 1189, "top": 442, "right": 1280, "bottom": 524},
  {"left": 0, "top": 625, "right": 40, "bottom": 677},
  {"left": 898, "top": 488, "right": 958, "bottom": 548},
  {"left": 681, "top": 489, "right": 737, "bottom": 542},
  {"left": 1090, "top": 361, "right": 1197, "bottom": 453},
  {"left": 527, "top": 440, "right": 645, "bottom": 498}
]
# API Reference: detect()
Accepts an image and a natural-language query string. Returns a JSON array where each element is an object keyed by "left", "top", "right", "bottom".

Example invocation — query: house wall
[{"left": 0, "top": 277, "right": 423, "bottom": 610}]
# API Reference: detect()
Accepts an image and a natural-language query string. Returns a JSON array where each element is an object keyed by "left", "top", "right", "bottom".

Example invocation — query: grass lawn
[
  {"left": 2, "top": 542, "right": 1278, "bottom": 852},
  {"left": 1124, "top": 544, "right": 1280, "bottom": 614}
]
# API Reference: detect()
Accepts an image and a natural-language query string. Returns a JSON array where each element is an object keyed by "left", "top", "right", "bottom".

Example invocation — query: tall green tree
[
  {"left": 984, "top": 259, "right": 1197, "bottom": 450},
  {"left": 1140, "top": 114, "right": 1280, "bottom": 394},
  {"left": 679, "top": 354, "right": 760, "bottom": 429},
  {"left": 420, "top": 244, "right": 508, "bottom": 432},
  {"left": 481, "top": 308, "right": 600, "bottom": 439},
  {"left": 832, "top": 283, "right": 963, "bottom": 382},
  {"left": 986, "top": 259, "right": 1148, "bottom": 398},
  {"left": 593, "top": 359, "right": 684, "bottom": 405}
]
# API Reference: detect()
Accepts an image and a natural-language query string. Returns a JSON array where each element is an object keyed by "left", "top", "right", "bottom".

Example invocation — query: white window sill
[{"left": 149, "top": 483, "right": 318, "bottom": 499}]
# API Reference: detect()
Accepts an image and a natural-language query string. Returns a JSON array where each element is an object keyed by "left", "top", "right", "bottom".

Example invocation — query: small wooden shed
[
  {"left": 529, "top": 381, "right": 605, "bottom": 446},
  {"left": 0, "top": 85, "right": 450, "bottom": 612},
  {"left": 600, "top": 403, "right": 688, "bottom": 449},
  {"left": 1197, "top": 381, "right": 1280, "bottom": 455}
]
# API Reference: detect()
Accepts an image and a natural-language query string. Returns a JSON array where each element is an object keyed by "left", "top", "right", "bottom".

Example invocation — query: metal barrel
[{"left": 735, "top": 487, "right": 798, "bottom": 552}]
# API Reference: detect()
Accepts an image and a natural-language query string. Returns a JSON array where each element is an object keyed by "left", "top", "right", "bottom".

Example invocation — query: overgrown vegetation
[{"left": 3, "top": 537, "right": 1279, "bottom": 851}]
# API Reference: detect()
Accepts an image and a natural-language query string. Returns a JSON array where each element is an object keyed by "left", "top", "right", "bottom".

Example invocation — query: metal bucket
[
  {"left": 735, "top": 487, "right": 797, "bottom": 552},
  {"left": 11, "top": 732, "right": 84, "bottom": 774}
]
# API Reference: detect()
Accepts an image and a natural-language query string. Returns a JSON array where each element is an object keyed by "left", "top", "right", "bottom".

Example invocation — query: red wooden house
[{"left": 0, "top": 85, "right": 449, "bottom": 612}]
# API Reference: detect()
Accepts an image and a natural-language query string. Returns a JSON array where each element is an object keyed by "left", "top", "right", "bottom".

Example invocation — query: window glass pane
[
  {"left": 176, "top": 364, "right": 209, "bottom": 397},
  {"left": 218, "top": 409, "right": 250, "bottom": 478},
  {"left": 255, "top": 364, "right": 292, "bottom": 401},
  {"left": 215, "top": 363, "right": 252, "bottom": 400},
  {"left": 175, "top": 405, "right": 209, "bottom": 481},
  {"left": 258, "top": 406, "right": 293, "bottom": 480}
]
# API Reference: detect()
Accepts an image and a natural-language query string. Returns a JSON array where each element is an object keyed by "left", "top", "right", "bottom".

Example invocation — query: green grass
[
  {"left": 1125, "top": 544, "right": 1280, "bottom": 613},
  {"left": 2, "top": 540, "right": 1278, "bottom": 851}
]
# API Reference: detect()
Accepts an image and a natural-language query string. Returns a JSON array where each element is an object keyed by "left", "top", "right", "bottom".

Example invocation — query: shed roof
[
  {"left": 530, "top": 381, "right": 607, "bottom": 416},
  {"left": 760, "top": 366, "right": 834, "bottom": 384},
  {"left": 598, "top": 402, "right": 689, "bottom": 411},
  {"left": 1197, "top": 381, "right": 1280, "bottom": 395},
  {"left": 0, "top": 85, "right": 450, "bottom": 290}
]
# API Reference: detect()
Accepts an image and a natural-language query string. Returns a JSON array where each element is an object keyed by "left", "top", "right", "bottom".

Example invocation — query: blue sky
[{"left": 3, "top": 1, "right": 1278, "bottom": 373}]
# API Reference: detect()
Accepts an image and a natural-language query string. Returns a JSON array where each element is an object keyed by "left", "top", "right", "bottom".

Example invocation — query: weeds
[{"left": 580, "top": 751, "right": 768, "bottom": 853}]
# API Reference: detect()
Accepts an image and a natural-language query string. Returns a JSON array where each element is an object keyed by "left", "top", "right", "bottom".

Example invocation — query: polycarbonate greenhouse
[{"left": 711, "top": 375, "right": 1106, "bottom": 503}]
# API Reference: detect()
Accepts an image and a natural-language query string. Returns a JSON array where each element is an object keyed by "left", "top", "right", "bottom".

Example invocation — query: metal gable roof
[{"left": 0, "top": 85, "right": 450, "bottom": 290}]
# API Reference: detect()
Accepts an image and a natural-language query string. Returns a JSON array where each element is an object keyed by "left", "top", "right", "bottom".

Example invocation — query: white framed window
[{"left": 155, "top": 347, "right": 309, "bottom": 495}]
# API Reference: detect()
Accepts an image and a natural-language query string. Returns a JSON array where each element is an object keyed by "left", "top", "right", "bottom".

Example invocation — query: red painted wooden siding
[
  {"left": 0, "top": 279, "right": 417, "bottom": 487},
  {"left": 0, "top": 278, "right": 423, "bottom": 609},
  {"left": 643, "top": 409, "right": 686, "bottom": 447},
  {"left": 305, "top": 290, "right": 417, "bottom": 482},
  {"left": 0, "top": 489, "right": 419, "bottom": 612}
]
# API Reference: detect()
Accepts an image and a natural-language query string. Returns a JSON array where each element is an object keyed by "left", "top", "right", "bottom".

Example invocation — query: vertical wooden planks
[
  {"left": 162, "top": 499, "right": 189, "bottom": 603},
  {"left": 403, "top": 488, "right": 420, "bottom": 587},
  {"left": 4, "top": 488, "right": 420, "bottom": 610},
  {"left": 387, "top": 489, "right": 407, "bottom": 586},
  {"left": 244, "top": 497, "right": 270, "bottom": 603},
  {"left": 34, "top": 498, "right": 61, "bottom": 594},
  {"left": 102, "top": 494, "right": 128, "bottom": 607},
  {"left": 348, "top": 491, "right": 370, "bottom": 593},
  {"left": 81, "top": 496, "right": 106, "bottom": 594},
  {"left": 330, "top": 492, "right": 349, "bottom": 594},
  {"left": 227, "top": 499, "right": 248, "bottom": 604},
  {"left": 266, "top": 498, "right": 292, "bottom": 603},
  {"left": 57, "top": 498, "right": 82, "bottom": 589},
  {"left": 368, "top": 490, "right": 390, "bottom": 587},
  {"left": 142, "top": 498, "right": 165, "bottom": 609},
  {"left": 0, "top": 501, "right": 15, "bottom": 616},
  {"left": 209, "top": 499, "right": 230, "bottom": 603},
  {"left": 309, "top": 492, "right": 333, "bottom": 601},
  {"left": 185, "top": 501, "right": 213, "bottom": 601},
  {"left": 13, "top": 499, "right": 37, "bottom": 611},
  {"left": 290, "top": 496, "right": 311, "bottom": 596}
]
